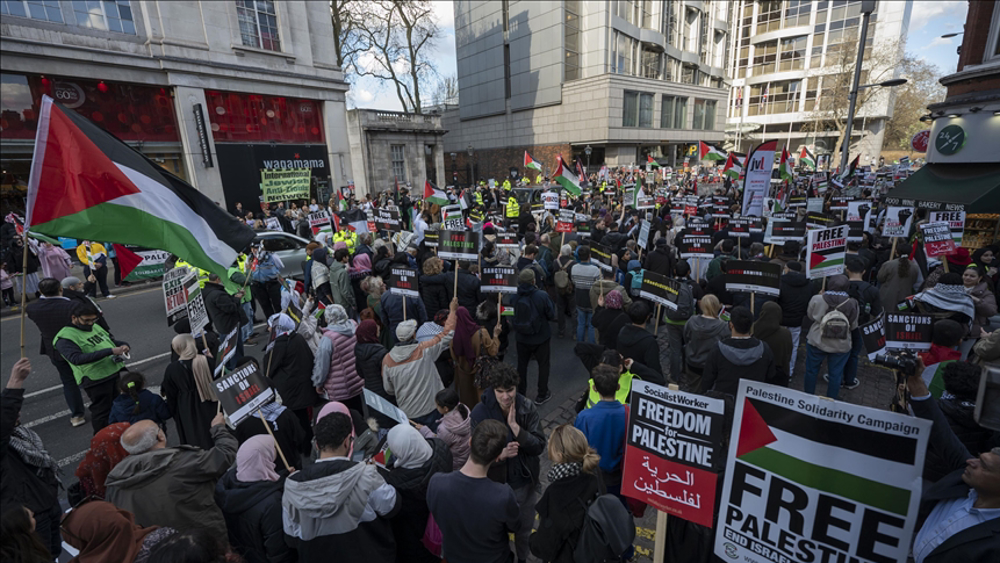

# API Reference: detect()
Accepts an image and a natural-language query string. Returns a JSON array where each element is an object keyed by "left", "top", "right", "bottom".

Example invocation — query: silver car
[{"left": 255, "top": 231, "right": 311, "bottom": 280}]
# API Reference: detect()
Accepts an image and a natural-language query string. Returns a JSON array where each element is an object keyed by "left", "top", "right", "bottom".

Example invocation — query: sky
[{"left": 350, "top": 0, "right": 969, "bottom": 111}]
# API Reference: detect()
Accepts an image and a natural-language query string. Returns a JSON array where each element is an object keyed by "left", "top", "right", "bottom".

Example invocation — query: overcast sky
[{"left": 350, "top": 0, "right": 970, "bottom": 111}]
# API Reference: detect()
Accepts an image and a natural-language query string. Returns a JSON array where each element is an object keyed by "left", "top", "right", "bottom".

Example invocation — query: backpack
[
  {"left": 574, "top": 494, "right": 636, "bottom": 563},
  {"left": 554, "top": 259, "right": 575, "bottom": 295},
  {"left": 819, "top": 300, "right": 851, "bottom": 340},
  {"left": 665, "top": 279, "right": 694, "bottom": 322},
  {"left": 512, "top": 294, "right": 544, "bottom": 335}
]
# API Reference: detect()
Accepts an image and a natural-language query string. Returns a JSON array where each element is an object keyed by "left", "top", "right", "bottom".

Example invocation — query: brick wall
[
  {"left": 450, "top": 142, "right": 572, "bottom": 183},
  {"left": 956, "top": 1, "right": 996, "bottom": 73}
]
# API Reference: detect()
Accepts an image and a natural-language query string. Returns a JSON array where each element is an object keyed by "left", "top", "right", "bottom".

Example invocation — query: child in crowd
[
  {"left": 1, "top": 262, "right": 14, "bottom": 308},
  {"left": 417, "top": 387, "right": 472, "bottom": 471},
  {"left": 574, "top": 364, "right": 629, "bottom": 503},
  {"left": 108, "top": 371, "right": 172, "bottom": 428}
]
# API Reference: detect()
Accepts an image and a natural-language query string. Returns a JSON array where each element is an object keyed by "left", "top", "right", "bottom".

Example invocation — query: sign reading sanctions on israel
[{"left": 715, "top": 381, "right": 930, "bottom": 563}]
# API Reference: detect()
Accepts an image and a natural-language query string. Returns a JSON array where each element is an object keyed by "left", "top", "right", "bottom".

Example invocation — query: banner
[
  {"left": 308, "top": 211, "right": 333, "bottom": 238},
  {"left": 725, "top": 260, "right": 781, "bottom": 296},
  {"left": 806, "top": 224, "right": 847, "bottom": 279},
  {"left": 742, "top": 140, "right": 777, "bottom": 217},
  {"left": 920, "top": 221, "right": 957, "bottom": 257},
  {"left": 214, "top": 328, "right": 239, "bottom": 377},
  {"left": 185, "top": 283, "right": 209, "bottom": 338},
  {"left": 860, "top": 313, "right": 886, "bottom": 361},
  {"left": 928, "top": 211, "right": 965, "bottom": 244},
  {"left": 261, "top": 168, "right": 311, "bottom": 202},
  {"left": 373, "top": 208, "right": 401, "bottom": 232},
  {"left": 389, "top": 266, "right": 420, "bottom": 298},
  {"left": 638, "top": 270, "right": 681, "bottom": 311},
  {"left": 715, "top": 381, "right": 930, "bottom": 563},
  {"left": 883, "top": 207, "right": 915, "bottom": 238},
  {"left": 727, "top": 217, "right": 763, "bottom": 238},
  {"left": 120, "top": 246, "right": 169, "bottom": 281},
  {"left": 622, "top": 381, "right": 725, "bottom": 527},
  {"left": 163, "top": 267, "right": 196, "bottom": 326},
  {"left": 481, "top": 266, "right": 518, "bottom": 294},
  {"left": 885, "top": 313, "right": 934, "bottom": 351},
  {"left": 215, "top": 361, "right": 276, "bottom": 427},
  {"left": 438, "top": 230, "right": 481, "bottom": 261},
  {"left": 589, "top": 242, "right": 614, "bottom": 272},
  {"left": 543, "top": 191, "right": 559, "bottom": 210},
  {"left": 765, "top": 220, "right": 806, "bottom": 245},
  {"left": 495, "top": 233, "right": 519, "bottom": 250},
  {"left": 846, "top": 201, "right": 872, "bottom": 243}
]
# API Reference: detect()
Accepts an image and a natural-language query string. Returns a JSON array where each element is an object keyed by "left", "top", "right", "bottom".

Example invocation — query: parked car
[{"left": 255, "top": 231, "right": 309, "bottom": 280}]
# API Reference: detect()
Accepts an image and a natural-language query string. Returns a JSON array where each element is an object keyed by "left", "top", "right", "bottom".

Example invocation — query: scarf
[
  {"left": 753, "top": 301, "right": 783, "bottom": 340},
  {"left": 350, "top": 253, "right": 373, "bottom": 278},
  {"left": 915, "top": 283, "right": 976, "bottom": 324},
  {"left": 604, "top": 290, "right": 623, "bottom": 310},
  {"left": 171, "top": 334, "right": 217, "bottom": 402},
  {"left": 268, "top": 313, "right": 296, "bottom": 339},
  {"left": 324, "top": 305, "right": 356, "bottom": 336},
  {"left": 387, "top": 424, "right": 433, "bottom": 470},
  {"left": 9, "top": 425, "right": 60, "bottom": 480},
  {"left": 546, "top": 461, "right": 582, "bottom": 483},
  {"left": 61, "top": 500, "right": 158, "bottom": 563},
  {"left": 821, "top": 275, "right": 859, "bottom": 321},
  {"left": 252, "top": 401, "right": 286, "bottom": 431},
  {"left": 356, "top": 319, "right": 380, "bottom": 344},
  {"left": 236, "top": 435, "right": 281, "bottom": 482},
  {"left": 451, "top": 306, "right": 480, "bottom": 363},
  {"left": 75, "top": 422, "right": 130, "bottom": 498}
]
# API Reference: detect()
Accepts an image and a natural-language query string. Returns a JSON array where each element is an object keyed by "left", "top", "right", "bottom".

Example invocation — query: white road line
[
  {"left": 24, "top": 352, "right": 173, "bottom": 398},
  {"left": 22, "top": 386, "right": 158, "bottom": 430},
  {"left": 57, "top": 450, "right": 88, "bottom": 468}
]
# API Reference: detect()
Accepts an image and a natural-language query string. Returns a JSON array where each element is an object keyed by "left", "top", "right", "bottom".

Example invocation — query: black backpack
[
  {"left": 512, "top": 294, "right": 543, "bottom": 335},
  {"left": 574, "top": 494, "right": 636, "bottom": 563}
]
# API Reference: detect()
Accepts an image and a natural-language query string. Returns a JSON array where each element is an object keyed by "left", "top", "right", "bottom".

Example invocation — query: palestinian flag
[
  {"left": 778, "top": 148, "right": 793, "bottom": 181},
  {"left": 839, "top": 154, "right": 860, "bottom": 182},
  {"left": 25, "top": 96, "right": 254, "bottom": 278},
  {"left": 553, "top": 156, "right": 582, "bottom": 196},
  {"left": 111, "top": 243, "right": 144, "bottom": 280},
  {"left": 524, "top": 151, "right": 542, "bottom": 172},
  {"left": 699, "top": 141, "right": 727, "bottom": 161},
  {"left": 646, "top": 155, "right": 661, "bottom": 168},
  {"left": 423, "top": 180, "right": 449, "bottom": 206},
  {"left": 723, "top": 153, "right": 743, "bottom": 179},
  {"left": 799, "top": 146, "right": 816, "bottom": 169}
]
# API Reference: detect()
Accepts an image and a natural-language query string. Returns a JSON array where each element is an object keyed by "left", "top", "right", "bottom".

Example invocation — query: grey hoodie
[
  {"left": 683, "top": 316, "right": 730, "bottom": 370},
  {"left": 283, "top": 462, "right": 383, "bottom": 540}
]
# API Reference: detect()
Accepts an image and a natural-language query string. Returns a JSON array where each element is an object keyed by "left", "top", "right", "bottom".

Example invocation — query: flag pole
[{"left": 19, "top": 233, "right": 29, "bottom": 358}]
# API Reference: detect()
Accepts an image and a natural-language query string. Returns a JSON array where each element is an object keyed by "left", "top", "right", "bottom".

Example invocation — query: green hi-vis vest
[
  {"left": 586, "top": 370, "right": 636, "bottom": 409},
  {"left": 175, "top": 259, "right": 209, "bottom": 289},
  {"left": 506, "top": 197, "right": 520, "bottom": 218},
  {"left": 54, "top": 325, "right": 120, "bottom": 386}
]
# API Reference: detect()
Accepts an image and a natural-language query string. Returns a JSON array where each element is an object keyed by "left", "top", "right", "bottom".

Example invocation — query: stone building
[{"left": 345, "top": 109, "right": 447, "bottom": 197}]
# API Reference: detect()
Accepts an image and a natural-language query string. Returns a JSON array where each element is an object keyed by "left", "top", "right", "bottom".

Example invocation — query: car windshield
[{"left": 259, "top": 235, "right": 302, "bottom": 252}]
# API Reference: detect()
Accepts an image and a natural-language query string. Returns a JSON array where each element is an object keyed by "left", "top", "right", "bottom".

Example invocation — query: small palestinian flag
[
  {"left": 554, "top": 156, "right": 582, "bottom": 196},
  {"left": 723, "top": 153, "right": 743, "bottom": 179},
  {"left": 424, "top": 180, "right": 449, "bottom": 206},
  {"left": 25, "top": 95, "right": 254, "bottom": 278},
  {"left": 799, "top": 146, "right": 816, "bottom": 169},
  {"left": 699, "top": 141, "right": 727, "bottom": 161},
  {"left": 778, "top": 149, "right": 793, "bottom": 181},
  {"left": 647, "top": 155, "right": 661, "bottom": 168},
  {"left": 839, "top": 154, "right": 860, "bottom": 182},
  {"left": 524, "top": 151, "right": 542, "bottom": 172}
]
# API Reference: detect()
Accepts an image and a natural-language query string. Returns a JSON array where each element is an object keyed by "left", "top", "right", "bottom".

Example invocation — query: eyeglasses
[{"left": 76, "top": 316, "right": 99, "bottom": 325}]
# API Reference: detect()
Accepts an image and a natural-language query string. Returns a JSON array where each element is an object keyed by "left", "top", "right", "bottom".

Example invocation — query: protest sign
[
  {"left": 830, "top": 195, "right": 854, "bottom": 212},
  {"left": 786, "top": 194, "right": 807, "bottom": 208},
  {"left": 846, "top": 201, "right": 872, "bottom": 243},
  {"left": 261, "top": 168, "right": 311, "bottom": 202},
  {"left": 622, "top": 381, "right": 726, "bottom": 527},
  {"left": 805, "top": 211, "right": 838, "bottom": 230},
  {"left": 712, "top": 196, "right": 731, "bottom": 219},
  {"left": 885, "top": 313, "right": 934, "bottom": 351},
  {"left": 185, "top": 284, "right": 209, "bottom": 338},
  {"left": 373, "top": 208, "right": 401, "bottom": 232},
  {"left": 163, "top": 268, "right": 195, "bottom": 326},
  {"left": 556, "top": 209, "right": 575, "bottom": 233},
  {"left": 920, "top": 221, "right": 957, "bottom": 257},
  {"left": 441, "top": 205, "right": 464, "bottom": 231},
  {"left": 725, "top": 261, "right": 781, "bottom": 296},
  {"left": 715, "top": 381, "right": 931, "bottom": 563},
  {"left": 764, "top": 220, "right": 806, "bottom": 245},
  {"left": 389, "top": 266, "right": 420, "bottom": 298},
  {"left": 806, "top": 224, "right": 847, "bottom": 279},
  {"left": 438, "top": 230, "right": 480, "bottom": 261},
  {"left": 214, "top": 328, "right": 239, "bottom": 377},
  {"left": 364, "top": 389, "right": 408, "bottom": 426},
  {"left": 638, "top": 270, "right": 681, "bottom": 311},
  {"left": 423, "top": 231, "right": 438, "bottom": 248},
  {"left": 495, "top": 232, "right": 519, "bottom": 250},
  {"left": 860, "top": 313, "right": 886, "bottom": 361},
  {"left": 481, "top": 266, "right": 518, "bottom": 294},
  {"left": 883, "top": 207, "right": 915, "bottom": 238},
  {"left": 637, "top": 194, "right": 655, "bottom": 210},
  {"left": 589, "top": 243, "right": 614, "bottom": 272},
  {"left": 308, "top": 211, "right": 333, "bottom": 238},
  {"left": 215, "top": 361, "right": 276, "bottom": 427},
  {"left": 575, "top": 213, "right": 591, "bottom": 237},
  {"left": 806, "top": 197, "right": 825, "bottom": 214},
  {"left": 742, "top": 140, "right": 776, "bottom": 217},
  {"left": 928, "top": 211, "right": 965, "bottom": 244},
  {"left": 678, "top": 233, "right": 714, "bottom": 260},
  {"left": 638, "top": 220, "right": 651, "bottom": 249},
  {"left": 727, "top": 217, "right": 763, "bottom": 238},
  {"left": 264, "top": 217, "right": 281, "bottom": 231},
  {"left": 542, "top": 191, "right": 559, "bottom": 210}
]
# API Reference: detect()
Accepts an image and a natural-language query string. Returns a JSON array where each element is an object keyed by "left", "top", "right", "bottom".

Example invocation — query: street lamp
[
  {"left": 450, "top": 152, "right": 457, "bottom": 184},
  {"left": 584, "top": 145, "right": 592, "bottom": 186},
  {"left": 466, "top": 145, "right": 474, "bottom": 187},
  {"left": 940, "top": 32, "right": 964, "bottom": 38}
]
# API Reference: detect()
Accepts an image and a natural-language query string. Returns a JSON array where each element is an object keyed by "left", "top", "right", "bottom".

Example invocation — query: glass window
[
  {"left": 660, "top": 96, "right": 675, "bottom": 128},
  {"left": 641, "top": 0, "right": 653, "bottom": 29},
  {"left": 205, "top": 90, "right": 325, "bottom": 144},
  {"left": 757, "top": 0, "right": 782, "bottom": 33},
  {"left": 623, "top": 91, "right": 639, "bottom": 127},
  {"left": 692, "top": 99, "right": 716, "bottom": 130},
  {"left": 704, "top": 100, "right": 716, "bottom": 130},
  {"left": 752, "top": 40, "right": 778, "bottom": 74},
  {"left": 681, "top": 64, "right": 696, "bottom": 84},
  {"left": 639, "top": 92, "right": 654, "bottom": 128},
  {"left": 565, "top": 1, "right": 580, "bottom": 81},
  {"left": 779, "top": 35, "right": 807, "bottom": 71},
  {"left": 1, "top": 0, "right": 63, "bottom": 22},
  {"left": 391, "top": 145, "right": 407, "bottom": 183},
  {"left": 674, "top": 97, "right": 687, "bottom": 129},
  {"left": 663, "top": 1, "right": 678, "bottom": 47},
  {"left": 236, "top": 0, "right": 281, "bottom": 51},
  {"left": 71, "top": 0, "right": 134, "bottom": 33},
  {"left": 641, "top": 49, "right": 661, "bottom": 79}
]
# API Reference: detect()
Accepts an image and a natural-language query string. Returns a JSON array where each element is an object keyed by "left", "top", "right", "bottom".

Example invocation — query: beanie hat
[
  {"left": 396, "top": 319, "right": 418, "bottom": 342},
  {"left": 62, "top": 276, "right": 82, "bottom": 289},
  {"left": 518, "top": 268, "right": 535, "bottom": 284}
]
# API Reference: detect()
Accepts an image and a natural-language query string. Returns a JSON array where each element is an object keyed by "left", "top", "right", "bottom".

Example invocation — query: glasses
[{"left": 76, "top": 317, "right": 99, "bottom": 325}]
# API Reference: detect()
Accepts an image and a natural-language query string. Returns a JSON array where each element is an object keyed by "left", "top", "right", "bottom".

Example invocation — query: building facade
[
  {"left": 725, "top": 0, "right": 912, "bottom": 164},
  {"left": 1, "top": 0, "right": 353, "bottom": 215},
  {"left": 346, "top": 109, "right": 447, "bottom": 197},
  {"left": 443, "top": 0, "right": 731, "bottom": 181}
]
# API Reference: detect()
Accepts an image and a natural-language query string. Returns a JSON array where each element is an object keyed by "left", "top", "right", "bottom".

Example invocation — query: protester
[
  {"left": 4, "top": 236, "right": 41, "bottom": 302},
  {"left": 840, "top": 256, "right": 882, "bottom": 389},
  {"left": 147, "top": 529, "right": 238, "bottom": 563},
  {"left": 569, "top": 246, "right": 602, "bottom": 343},
  {"left": 592, "top": 289, "right": 629, "bottom": 349},
  {"left": 752, "top": 302, "right": 793, "bottom": 385},
  {"left": 203, "top": 271, "right": 247, "bottom": 368},
  {"left": 776, "top": 261, "right": 814, "bottom": 378},
  {"left": 662, "top": 260, "right": 701, "bottom": 383},
  {"left": 76, "top": 241, "right": 114, "bottom": 299},
  {"left": 706, "top": 239, "right": 736, "bottom": 281},
  {"left": 313, "top": 304, "right": 364, "bottom": 414},
  {"left": 877, "top": 252, "right": 919, "bottom": 310},
  {"left": 329, "top": 248, "right": 356, "bottom": 315},
  {"left": 616, "top": 301, "right": 663, "bottom": 378},
  {"left": 263, "top": 312, "right": 317, "bottom": 439},
  {"left": 419, "top": 256, "right": 451, "bottom": 315},
  {"left": 962, "top": 264, "right": 998, "bottom": 356},
  {"left": 574, "top": 364, "right": 627, "bottom": 503},
  {"left": 60, "top": 500, "right": 174, "bottom": 563},
  {"left": 454, "top": 260, "right": 483, "bottom": 312},
  {"left": 511, "top": 268, "right": 556, "bottom": 404},
  {"left": 589, "top": 264, "right": 632, "bottom": 311},
  {"left": 702, "top": 305, "right": 776, "bottom": 395},
  {"left": 25, "top": 277, "right": 86, "bottom": 427},
  {"left": 73, "top": 422, "right": 130, "bottom": 502},
  {"left": 803, "top": 275, "right": 859, "bottom": 399},
  {"left": 451, "top": 305, "right": 501, "bottom": 408},
  {"left": 416, "top": 387, "right": 472, "bottom": 471},
  {"left": 380, "top": 285, "right": 428, "bottom": 346},
  {"left": 61, "top": 275, "right": 111, "bottom": 332},
  {"left": 642, "top": 237, "right": 675, "bottom": 277},
  {"left": 250, "top": 245, "right": 283, "bottom": 318},
  {"left": 37, "top": 242, "right": 72, "bottom": 282},
  {"left": 162, "top": 333, "right": 218, "bottom": 449},
  {"left": 683, "top": 294, "right": 730, "bottom": 393},
  {"left": 108, "top": 371, "right": 171, "bottom": 429},
  {"left": 552, "top": 245, "right": 576, "bottom": 338},
  {"left": 0, "top": 505, "right": 52, "bottom": 563},
  {"left": 911, "top": 272, "right": 977, "bottom": 328}
]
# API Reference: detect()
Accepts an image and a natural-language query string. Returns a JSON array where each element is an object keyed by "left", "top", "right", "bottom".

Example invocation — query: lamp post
[
  {"left": 450, "top": 152, "right": 457, "bottom": 185},
  {"left": 466, "top": 145, "right": 474, "bottom": 188},
  {"left": 584, "top": 145, "right": 592, "bottom": 187}
]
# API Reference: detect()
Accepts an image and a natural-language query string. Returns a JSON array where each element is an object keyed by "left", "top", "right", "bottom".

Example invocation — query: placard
[
  {"left": 622, "top": 381, "right": 725, "bottom": 527},
  {"left": 576, "top": 214, "right": 591, "bottom": 238},
  {"left": 438, "top": 230, "right": 481, "bottom": 261},
  {"left": 638, "top": 270, "right": 681, "bottom": 311},
  {"left": 806, "top": 224, "right": 847, "bottom": 279},
  {"left": 678, "top": 233, "right": 714, "bottom": 259},
  {"left": 589, "top": 243, "right": 614, "bottom": 272},
  {"left": 543, "top": 191, "right": 559, "bottom": 210},
  {"left": 364, "top": 388, "right": 408, "bottom": 426},
  {"left": 637, "top": 194, "right": 655, "bottom": 210},
  {"left": 389, "top": 266, "right": 420, "bottom": 298},
  {"left": 556, "top": 209, "right": 575, "bottom": 233},
  {"left": 805, "top": 211, "right": 838, "bottom": 230},
  {"left": 185, "top": 284, "right": 209, "bottom": 338},
  {"left": 637, "top": 220, "right": 651, "bottom": 249},
  {"left": 261, "top": 168, "right": 311, "bottom": 202},
  {"left": 481, "top": 266, "right": 518, "bottom": 294},
  {"left": 215, "top": 361, "right": 276, "bottom": 427},
  {"left": 885, "top": 313, "right": 933, "bottom": 351},
  {"left": 786, "top": 194, "right": 807, "bottom": 208},
  {"left": 920, "top": 221, "right": 957, "bottom": 257},
  {"left": 264, "top": 217, "right": 281, "bottom": 231},
  {"left": 441, "top": 205, "right": 464, "bottom": 231},
  {"left": 860, "top": 313, "right": 886, "bottom": 361},
  {"left": 806, "top": 197, "right": 825, "bottom": 214},
  {"left": 830, "top": 195, "right": 854, "bottom": 211},
  {"left": 716, "top": 381, "right": 930, "bottom": 563},
  {"left": 764, "top": 220, "right": 807, "bottom": 244},
  {"left": 373, "top": 208, "right": 401, "bottom": 232},
  {"left": 928, "top": 211, "right": 965, "bottom": 245},
  {"left": 727, "top": 217, "right": 763, "bottom": 238},
  {"left": 214, "top": 328, "right": 239, "bottom": 377},
  {"left": 883, "top": 207, "right": 915, "bottom": 238},
  {"left": 495, "top": 233, "right": 519, "bottom": 250},
  {"left": 724, "top": 260, "right": 781, "bottom": 296},
  {"left": 163, "top": 268, "right": 196, "bottom": 326},
  {"left": 423, "top": 231, "right": 438, "bottom": 248},
  {"left": 846, "top": 201, "right": 872, "bottom": 243}
]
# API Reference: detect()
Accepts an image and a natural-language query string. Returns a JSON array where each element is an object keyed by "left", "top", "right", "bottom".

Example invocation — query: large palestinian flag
[
  {"left": 26, "top": 96, "right": 255, "bottom": 278},
  {"left": 423, "top": 180, "right": 449, "bottom": 206},
  {"left": 699, "top": 141, "right": 727, "bottom": 161},
  {"left": 799, "top": 146, "right": 816, "bottom": 169},
  {"left": 553, "top": 156, "right": 582, "bottom": 196}
]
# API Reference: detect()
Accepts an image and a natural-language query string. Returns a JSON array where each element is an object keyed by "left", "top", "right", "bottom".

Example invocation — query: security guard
[
  {"left": 174, "top": 258, "right": 210, "bottom": 289},
  {"left": 474, "top": 188, "right": 484, "bottom": 207},
  {"left": 502, "top": 178, "right": 512, "bottom": 192},
  {"left": 505, "top": 195, "right": 520, "bottom": 229},
  {"left": 332, "top": 227, "right": 358, "bottom": 254},
  {"left": 226, "top": 255, "right": 254, "bottom": 341}
]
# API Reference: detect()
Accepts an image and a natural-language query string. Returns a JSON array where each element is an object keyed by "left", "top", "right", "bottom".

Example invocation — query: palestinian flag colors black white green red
[
  {"left": 26, "top": 96, "right": 255, "bottom": 278},
  {"left": 553, "top": 156, "right": 582, "bottom": 196},
  {"left": 646, "top": 154, "right": 661, "bottom": 168},
  {"left": 524, "top": 151, "right": 542, "bottom": 172},
  {"left": 715, "top": 381, "right": 930, "bottom": 563},
  {"left": 799, "top": 146, "right": 816, "bottom": 169},
  {"left": 805, "top": 223, "right": 847, "bottom": 279},
  {"left": 698, "top": 141, "right": 727, "bottom": 161},
  {"left": 723, "top": 152, "right": 743, "bottom": 179}
]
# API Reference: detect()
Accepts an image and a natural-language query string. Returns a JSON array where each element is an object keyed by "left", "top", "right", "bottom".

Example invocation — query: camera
[{"left": 874, "top": 351, "right": 918, "bottom": 377}]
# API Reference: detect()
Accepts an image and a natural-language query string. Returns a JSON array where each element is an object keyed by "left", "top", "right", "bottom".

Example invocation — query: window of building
[
  {"left": 613, "top": 31, "right": 637, "bottom": 75},
  {"left": 783, "top": 0, "right": 812, "bottom": 28},
  {"left": 692, "top": 99, "right": 717, "bottom": 130},
  {"left": 663, "top": 1, "right": 678, "bottom": 47},
  {"left": 748, "top": 79, "right": 801, "bottom": 116},
  {"left": 674, "top": 96, "right": 687, "bottom": 129},
  {"left": 641, "top": 0, "right": 653, "bottom": 29},
  {"left": 504, "top": 44, "right": 512, "bottom": 98},
  {"left": 391, "top": 145, "right": 407, "bottom": 183},
  {"left": 699, "top": 9, "right": 710, "bottom": 64},
  {"left": 779, "top": 36, "right": 807, "bottom": 71},
  {"left": 236, "top": 0, "right": 280, "bottom": 51},
  {"left": 641, "top": 49, "right": 661, "bottom": 79},
  {"left": 72, "top": 0, "right": 134, "bottom": 34},
  {"left": 618, "top": 0, "right": 638, "bottom": 25},
  {"left": 639, "top": 92, "right": 654, "bottom": 128},
  {"left": 757, "top": 0, "right": 783, "bottom": 34},
  {"left": 752, "top": 40, "right": 778, "bottom": 74},
  {"left": 565, "top": 0, "right": 580, "bottom": 81},
  {"left": 1, "top": 0, "right": 63, "bottom": 22},
  {"left": 205, "top": 90, "right": 325, "bottom": 144},
  {"left": 623, "top": 90, "right": 654, "bottom": 128},
  {"left": 681, "top": 64, "right": 696, "bottom": 84},
  {"left": 661, "top": 96, "right": 676, "bottom": 128}
]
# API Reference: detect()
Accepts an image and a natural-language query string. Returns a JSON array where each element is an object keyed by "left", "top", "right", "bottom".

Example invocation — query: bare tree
[
  {"left": 883, "top": 56, "right": 946, "bottom": 151},
  {"left": 331, "top": 0, "right": 369, "bottom": 80},
  {"left": 430, "top": 74, "right": 459, "bottom": 106}
]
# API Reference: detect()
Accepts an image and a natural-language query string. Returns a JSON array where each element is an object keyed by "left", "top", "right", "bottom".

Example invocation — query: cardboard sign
[
  {"left": 786, "top": 194, "right": 807, "bottom": 208},
  {"left": 441, "top": 205, "right": 464, "bottom": 231},
  {"left": 364, "top": 388, "right": 408, "bottom": 426},
  {"left": 830, "top": 195, "right": 854, "bottom": 211},
  {"left": 805, "top": 211, "right": 838, "bottom": 230},
  {"left": 806, "top": 224, "right": 848, "bottom": 279},
  {"left": 727, "top": 217, "right": 763, "bottom": 238},
  {"left": 264, "top": 217, "right": 281, "bottom": 231},
  {"left": 589, "top": 243, "right": 614, "bottom": 272},
  {"left": 637, "top": 220, "right": 651, "bottom": 249},
  {"left": 678, "top": 233, "right": 714, "bottom": 259},
  {"left": 883, "top": 207, "right": 915, "bottom": 238},
  {"left": 543, "top": 191, "right": 559, "bottom": 210},
  {"left": 556, "top": 209, "right": 575, "bottom": 233},
  {"left": 214, "top": 327, "right": 239, "bottom": 377},
  {"left": 622, "top": 381, "right": 726, "bottom": 527},
  {"left": 806, "top": 197, "right": 825, "bottom": 213},
  {"left": 846, "top": 201, "right": 872, "bottom": 243},
  {"left": 928, "top": 211, "right": 965, "bottom": 245},
  {"left": 920, "top": 221, "right": 957, "bottom": 257},
  {"left": 423, "top": 231, "right": 438, "bottom": 248},
  {"left": 308, "top": 211, "right": 333, "bottom": 237},
  {"left": 637, "top": 194, "right": 655, "bottom": 210},
  {"left": 860, "top": 313, "right": 886, "bottom": 361},
  {"left": 576, "top": 214, "right": 591, "bottom": 238},
  {"left": 764, "top": 220, "right": 807, "bottom": 245},
  {"left": 389, "top": 266, "right": 420, "bottom": 298},
  {"left": 638, "top": 270, "right": 681, "bottom": 311},
  {"left": 725, "top": 260, "right": 782, "bottom": 296},
  {"left": 481, "top": 266, "right": 518, "bottom": 294},
  {"left": 885, "top": 313, "right": 934, "bottom": 351},
  {"left": 163, "top": 268, "right": 196, "bottom": 326},
  {"left": 373, "top": 208, "right": 401, "bottom": 232},
  {"left": 438, "top": 230, "right": 480, "bottom": 261},
  {"left": 185, "top": 284, "right": 209, "bottom": 338},
  {"left": 495, "top": 233, "right": 519, "bottom": 250},
  {"left": 716, "top": 381, "right": 930, "bottom": 563},
  {"left": 215, "top": 361, "right": 276, "bottom": 427}
]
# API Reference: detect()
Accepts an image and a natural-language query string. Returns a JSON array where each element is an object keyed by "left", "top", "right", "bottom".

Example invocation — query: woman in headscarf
[
  {"left": 161, "top": 334, "right": 218, "bottom": 449},
  {"left": 264, "top": 312, "right": 316, "bottom": 446},
  {"left": 753, "top": 302, "right": 793, "bottom": 386},
  {"left": 377, "top": 424, "right": 453, "bottom": 563},
  {"left": 450, "top": 306, "right": 500, "bottom": 408},
  {"left": 73, "top": 422, "right": 130, "bottom": 503},
  {"left": 37, "top": 242, "right": 73, "bottom": 282},
  {"left": 214, "top": 436, "right": 292, "bottom": 563},
  {"left": 354, "top": 319, "right": 395, "bottom": 426},
  {"left": 804, "top": 275, "right": 860, "bottom": 400},
  {"left": 310, "top": 246, "right": 333, "bottom": 305},
  {"left": 312, "top": 305, "right": 365, "bottom": 415},
  {"left": 361, "top": 275, "right": 392, "bottom": 348},
  {"left": 591, "top": 290, "right": 629, "bottom": 349},
  {"left": 912, "top": 272, "right": 977, "bottom": 328},
  {"left": 350, "top": 252, "right": 374, "bottom": 311},
  {"left": 877, "top": 251, "right": 919, "bottom": 311},
  {"left": 60, "top": 500, "right": 174, "bottom": 563},
  {"left": 233, "top": 358, "right": 309, "bottom": 469},
  {"left": 961, "top": 265, "right": 998, "bottom": 358}
]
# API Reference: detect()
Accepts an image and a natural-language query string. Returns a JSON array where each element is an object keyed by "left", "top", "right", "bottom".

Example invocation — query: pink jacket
[
  {"left": 419, "top": 404, "right": 471, "bottom": 471},
  {"left": 312, "top": 326, "right": 364, "bottom": 402}
]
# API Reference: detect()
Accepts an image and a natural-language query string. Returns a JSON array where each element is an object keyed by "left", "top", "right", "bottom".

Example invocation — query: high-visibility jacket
[
  {"left": 175, "top": 259, "right": 209, "bottom": 288},
  {"left": 585, "top": 370, "right": 636, "bottom": 409},
  {"left": 54, "top": 324, "right": 120, "bottom": 386},
  {"left": 475, "top": 191, "right": 484, "bottom": 206},
  {"left": 502, "top": 179, "right": 512, "bottom": 192},
  {"left": 333, "top": 229, "right": 357, "bottom": 254},
  {"left": 505, "top": 197, "right": 520, "bottom": 218},
  {"left": 535, "top": 175, "right": 542, "bottom": 184}
]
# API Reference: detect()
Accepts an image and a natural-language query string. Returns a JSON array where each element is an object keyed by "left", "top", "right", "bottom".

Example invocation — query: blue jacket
[
  {"left": 574, "top": 400, "right": 627, "bottom": 475},
  {"left": 108, "top": 389, "right": 172, "bottom": 426}
]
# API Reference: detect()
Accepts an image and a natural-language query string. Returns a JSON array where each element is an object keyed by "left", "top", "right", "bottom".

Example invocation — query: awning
[{"left": 883, "top": 162, "right": 1000, "bottom": 213}]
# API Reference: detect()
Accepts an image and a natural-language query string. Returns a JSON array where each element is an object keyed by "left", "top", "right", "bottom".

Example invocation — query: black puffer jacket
[
  {"left": 471, "top": 390, "right": 546, "bottom": 487},
  {"left": 1, "top": 390, "right": 60, "bottom": 516},
  {"left": 379, "top": 438, "right": 453, "bottom": 563},
  {"left": 529, "top": 471, "right": 603, "bottom": 563},
  {"left": 455, "top": 269, "right": 482, "bottom": 312},
  {"left": 643, "top": 246, "right": 675, "bottom": 277},
  {"left": 203, "top": 282, "right": 245, "bottom": 336},
  {"left": 419, "top": 272, "right": 451, "bottom": 317},
  {"left": 355, "top": 342, "right": 391, "bottom": 400},
  {"left": 777, "top": 271, "right": 816, "bottom": 327},
  {"left": 214, "top": 469, "right": 293, "bottom": 563},
  {"left": 617, "top": 324, "right": 664, "bottom": 380},
  {"left": 264, "top": 333, "right": 316, "bottom": 410}
]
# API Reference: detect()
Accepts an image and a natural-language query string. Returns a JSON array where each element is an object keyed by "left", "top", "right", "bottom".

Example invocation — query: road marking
[
  {"left": 23, "top": 353, "right": 172, "bottom": 399},
  {"left": 58, "top": 450, "right": 88, "bottom": 468},
  {"left": 1, "top": 286, "right": 164, "bottom": 323}
]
